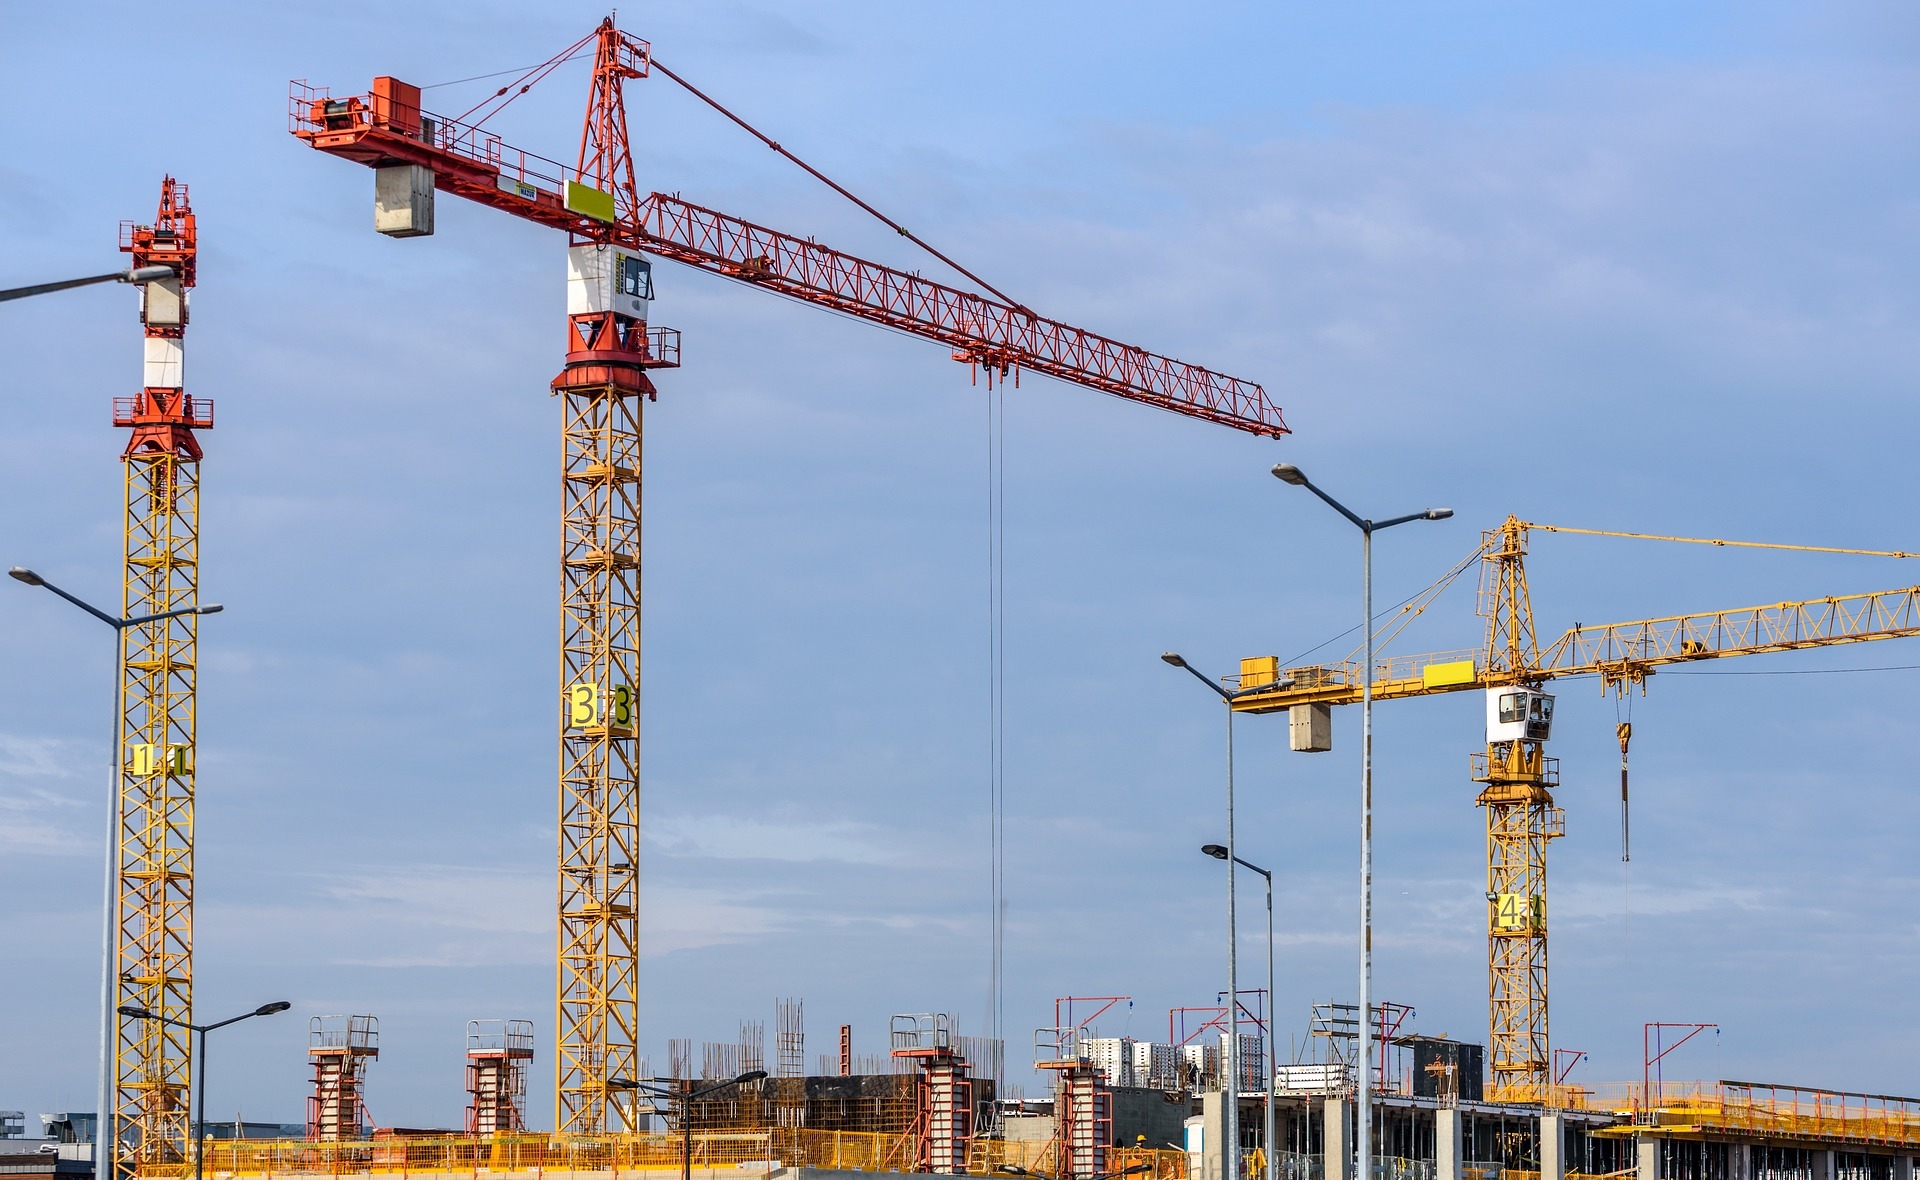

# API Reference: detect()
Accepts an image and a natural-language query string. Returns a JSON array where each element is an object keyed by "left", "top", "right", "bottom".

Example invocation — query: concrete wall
[
  {"left": 1113, "top": 1087, "right": 1198, "bottom": 1151},
  {"left": 1001, "top": 1115, "right": 1053, "bottom": 1143}
]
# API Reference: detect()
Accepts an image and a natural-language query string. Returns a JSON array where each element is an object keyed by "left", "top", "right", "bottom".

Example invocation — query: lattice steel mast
[
  {"left": 552, "top": 22, "right": 668, "bottom": 1134},
  {"left": 1471, "top": 517, "right": 1558, "bottom": 1100},
  {"left": 113, "top": 176, "right": 212, "bottom": 1177}
]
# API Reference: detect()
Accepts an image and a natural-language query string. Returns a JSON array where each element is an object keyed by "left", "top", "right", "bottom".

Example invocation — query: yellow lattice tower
[
  {"left": 553, "top": 367, "right": 646, "bottom": 1131},
  {"left": 547, "top": 23, "right": 673, "bottom": 1133},
  {"left": 1473, "top": 517, "right": 1560, "bottom": 1102},
  {"left": 113, "top": 176, "right": 210, "bottom": 1178}
]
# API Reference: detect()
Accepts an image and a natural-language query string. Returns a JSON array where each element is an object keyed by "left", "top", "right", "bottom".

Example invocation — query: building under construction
[
  {"left": 20, "top": 13, "right": 1916, "bottom": 1180},
  {"left": 178, "top": 991, "right": 1920, "bottom": 1180}
]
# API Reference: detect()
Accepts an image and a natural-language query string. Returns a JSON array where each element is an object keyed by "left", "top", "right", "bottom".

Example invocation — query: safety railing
[
  {"left": 1108, "top": 1146, "right": 1190, "bottom": 1180},
  {"left": 200, "top": 1128, "right": 922, "bottom": 1176},
  {"left": 1586, "top": 1081, "right": 1920, "bottom": 1148},
  {"left": 112, "top": 395, "right": 214, "bottom": 430},
  {"left": 286, "top": 82, "right": 575, "bottom": 203},
  {"left": 199, "top": 1132, "right": 1191, "bottom": 1179}
]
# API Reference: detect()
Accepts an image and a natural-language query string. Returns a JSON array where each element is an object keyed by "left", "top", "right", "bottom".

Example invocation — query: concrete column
[
  {"left": 1324, "top": 1096, "right": 1354, "bottom": 1180},
  {"left": 1895, "top": 1157, "right": 1915, "bottom": 1180},
  {"left": 1539, "top": 1114, "right": 1565, "bottom": 1180},
  {"left": 1436, "top": 1108, "right": 1464, "bottom": 1180},
  {"left": 1815, "top": 1152, "right": 1836, "bottom": 1180},
  {"left": 1636, "top": 1137, "right": 1660, "bottom": 1180},
  {"left": 1729, "top": 1142, "right": 1750, "bottom": 1180},
  {"left": 1201, "top": 1092, "right": 1229, "bottom": 1180}
]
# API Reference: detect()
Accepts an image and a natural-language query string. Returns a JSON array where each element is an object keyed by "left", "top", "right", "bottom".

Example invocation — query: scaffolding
[
  {"left": 465, "top": 1021, "right": 534, "bottom": 1136},
  {"left": 307, "top": 1016, "right": 378, "bottom": 1141},
  {"left": 1041, "top": 1059, "right": 1112, "bottom": 1180},
  {"left": 892, "top": 1015, "right": 972, "bottom": 1175}
]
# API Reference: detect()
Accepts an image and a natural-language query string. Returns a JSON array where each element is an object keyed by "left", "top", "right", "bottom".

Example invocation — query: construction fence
[{"left": 186, "top": 1132, "right": 1190, "bottom": 1180}]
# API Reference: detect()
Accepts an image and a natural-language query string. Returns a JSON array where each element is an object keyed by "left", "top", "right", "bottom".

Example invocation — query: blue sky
[{"left": 3, "top": 0, "right": 1918, "bottom": 1130}]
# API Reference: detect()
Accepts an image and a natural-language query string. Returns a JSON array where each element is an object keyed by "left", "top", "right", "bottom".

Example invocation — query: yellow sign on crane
[{"left": 1231, "top": 515, "right": 1920, "bottom": 1102}]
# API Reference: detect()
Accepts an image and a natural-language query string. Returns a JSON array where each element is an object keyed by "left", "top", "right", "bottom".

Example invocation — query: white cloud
[
  {"left": 643, "top": 813, "right": 904, "bottom": 865},
  {"left": 0, "top": 733, "right": 95, "bottom": 855}
]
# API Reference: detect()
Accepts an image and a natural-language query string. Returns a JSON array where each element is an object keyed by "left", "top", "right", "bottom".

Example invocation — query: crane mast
[
  {"left": 550, "top": 22, "right": 662, "bottom": 1136},
  {"left": 113, "top": 176, "right": 211, "bottom": 1177},
  {"left": 1233, "top": 515, "right": 1920, "bottom": 1101},
  {"left": 291, "top": 17, "right": 1281, "bottom": 1133},
  {"left": 1472, "top": 518, "right": 1559, "bottom": 1101}
]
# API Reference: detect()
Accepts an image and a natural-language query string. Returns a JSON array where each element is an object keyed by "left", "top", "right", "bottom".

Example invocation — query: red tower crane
[{"left": 291, "top": 18, "right": 1287, "bottom": 1136}]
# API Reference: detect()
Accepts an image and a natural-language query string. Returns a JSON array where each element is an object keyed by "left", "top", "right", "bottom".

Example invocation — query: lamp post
[
  {"left": 1203, "top": 844, "right": 1274, "bottom": 1180},
  {"left": 116, "top": 1000, "right": 291, "bottom": 1180},
  {"left": 1268, "top": 465, "right": 1450, "bottom": 1180},
  {"left": 0, "top": 265, "right": 175, "bottom": 303},
  {"left": 1161, "top": 653, "right": 1292, "bottom": 1180},
  {"left": 610, "top": 1071, "right": 767, "bottom": 1180},
  {"left": 10, "top": 567, "right": 223, "bottom": 1172}
]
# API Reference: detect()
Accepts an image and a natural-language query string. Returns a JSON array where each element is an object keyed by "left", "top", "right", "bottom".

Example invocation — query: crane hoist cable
[
  {"left": 645, "top": 55, "right": 1028, "bottom": 312},
  {"left": 433, "top": 32, "right": 1030, "bottom": 314}
]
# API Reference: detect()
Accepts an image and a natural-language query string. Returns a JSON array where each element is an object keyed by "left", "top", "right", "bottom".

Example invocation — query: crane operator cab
[
  {"left": 1486, "top": 687, "right": 1554, "bottom": 743},
  {"left": 566, "top": 243, "right": 653, "bottom": 323}
]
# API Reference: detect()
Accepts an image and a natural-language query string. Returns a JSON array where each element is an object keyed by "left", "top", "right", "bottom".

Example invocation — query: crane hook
[{"left": 1617, "top": 721, "right": 1632, "bottom": 863}]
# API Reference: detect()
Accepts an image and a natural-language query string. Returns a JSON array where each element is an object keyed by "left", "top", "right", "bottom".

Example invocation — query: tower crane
[
  {"left": 113, "top": 177, "right": 213, "bottom": 1178},
  {"left": 1229, "top": 515, "right": 1920, "bottom": 1102},
  {"left": 290, "top": 19, "right": 1287, "bottom": 1135}
]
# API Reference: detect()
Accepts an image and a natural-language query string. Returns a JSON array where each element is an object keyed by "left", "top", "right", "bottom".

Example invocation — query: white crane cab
[
  {"left": 1486, "top": 687, "right": 1554, "bottom": 743},
  {"left": 566, "top": 243, "right": 653, "bottom": 322}
]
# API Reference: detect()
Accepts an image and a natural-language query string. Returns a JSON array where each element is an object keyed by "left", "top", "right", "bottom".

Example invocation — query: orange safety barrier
[{"left": 184, "top": 1129, "right": 1190, "bottom": 1179}]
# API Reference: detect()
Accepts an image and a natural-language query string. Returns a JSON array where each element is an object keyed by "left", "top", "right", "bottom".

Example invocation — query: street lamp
[
  {"left": 1203, "top": 844, "right": 1274, "bottom": 1180},
  {"left": 0, "top": 265, "right": 175, "bottom": 303},
  {"left": 10, "top": 566, "right": 223, "bottom": 1164},
  {"left": 117, "top": 1000, "right": 290, "bottom": 1180},
  {"left": 1268, "top": 464, "right": 1449, "bottom": 1180},
  {"left": 609, "top": 1070, "right": 768, "bottom": 1180},
  {"left": 1161, "top": 653, "right": 1291, "bottom": 1180}
]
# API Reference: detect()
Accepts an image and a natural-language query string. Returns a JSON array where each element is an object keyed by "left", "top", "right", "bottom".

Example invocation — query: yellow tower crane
[
  {"left": 1230, "top": 515, "right": 1920, "bottom": 1102},
  {"left": 112, "top": 177, "right": 212, "bottom": 1178}
]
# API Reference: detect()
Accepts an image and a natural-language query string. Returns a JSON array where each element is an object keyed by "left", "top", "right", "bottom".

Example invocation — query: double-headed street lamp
[
  {"left": 116, "top": 1001, "right": 291, "bottom": 1180},
  {"left": 9, "top": 566, "right": 223, "bottom": 1162},
  {"left": 609, "top": 1070, "right": 768, "bottom": 1180},
  {"left": 1269, "top": 465, "right": 1449, "bottom": 1180},
  {"left": 1161, "top": 653, "right": 1291, "bottom": 1180},
  {"left": 1203, "top": 844, "right": 1274, "bottom": 1180},
  {"left": 0, "top": 265, "right": 175, "bottom": 303}
]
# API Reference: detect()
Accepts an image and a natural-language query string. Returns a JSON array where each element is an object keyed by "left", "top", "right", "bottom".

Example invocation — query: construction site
[{"left": 2, "top": 11, "right": 1916, "bottom": 1180}]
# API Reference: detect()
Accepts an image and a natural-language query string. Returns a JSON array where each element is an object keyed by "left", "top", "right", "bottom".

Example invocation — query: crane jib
[{"left": 288, "top": 79, "right": 1287, "bottom": 439}]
